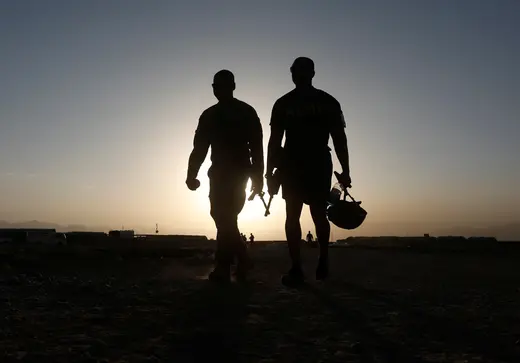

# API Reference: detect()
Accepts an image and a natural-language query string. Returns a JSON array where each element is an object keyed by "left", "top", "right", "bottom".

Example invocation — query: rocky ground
[{"left": 1, "top": 243, "right": 520, "bottom": 363}]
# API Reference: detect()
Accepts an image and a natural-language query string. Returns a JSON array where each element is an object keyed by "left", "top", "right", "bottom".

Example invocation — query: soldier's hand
[
  {"left": 265, "top": 173, "right": 277, "bottom": 196},
  {"left": 251, "top": 176, "right": 264, "bottom": 195},
  {"left": 334, "top": 171, "right": 351, "bottom": 188},
  {"left": 186, "top": 177, "right": 201, "bottom": 191}
]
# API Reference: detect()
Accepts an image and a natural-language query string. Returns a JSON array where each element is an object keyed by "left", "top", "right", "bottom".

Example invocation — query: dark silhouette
[
  {"left": 186, "top": 69, "right": 264, "bottom": 283},
  {"left": 266, "top": 57, "right": 352, "bottom": 285},
  {"left": 306, "top": 230, "right": 314, "bottom": 244},
  {"left": 241, "top": 233, "right": 247, "bottom": 244},
  {"left": 249, "top": 233, "right": 255, "bottom": 244}
]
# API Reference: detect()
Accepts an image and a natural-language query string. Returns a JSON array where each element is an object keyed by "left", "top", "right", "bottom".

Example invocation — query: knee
[
  {"left": 310, "top": 206, "right": 328, "bottom": 224},
  {"left": 212, "top": 212, "right": 235, "bottom": 232},
  {"left": 285, "top": 214, "right": 300, "bottom": 229},
  {"left": 285, "top": 216, "right": 301, "bottom": 241}
]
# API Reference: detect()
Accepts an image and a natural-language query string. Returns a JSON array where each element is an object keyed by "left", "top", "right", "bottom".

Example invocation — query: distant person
[
  {"left": 186, "top": 70, "right": 264, "bottom": 283},
  {"left": 266, "top": 57, "right": 352, "bottom": 286},
  {"left": 306, "top": 231, "right": 314, "bottom": 244},
  {"left": 241, "top": 233, "right": 247, "bottom": 243},
  {"left": 249, "top": 233, "right": 255, "bottom": 244}
]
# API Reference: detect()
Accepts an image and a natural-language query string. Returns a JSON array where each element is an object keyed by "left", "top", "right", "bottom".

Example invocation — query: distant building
[
  {"left": 66, "top": 231, "right": 107, "bottom": 245},
  {"left": 335, "top": 234, "right": 499, "bottom": 250},
  {"left": 437, "top": 236, "right": 466, "bottom": 242},
  {"left": 108, "top": 230, "right": 135, "bottom": 239},
  {"left": 0, "top": 228, "right": 62, "bottom": 245},
  {"left": 0, "top": 228, "right": 31, "bottom": 243},
  {"left": 468, "top": 236, "right": 497, "bottom": 243},
  {"left": 66, "top": 231, "right": 107, "bottom": 238}
]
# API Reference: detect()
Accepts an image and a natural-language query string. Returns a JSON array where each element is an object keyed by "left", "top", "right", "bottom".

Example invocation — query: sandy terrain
[{"left": 1, "top": 243, "right": 520, "bottom": 362}]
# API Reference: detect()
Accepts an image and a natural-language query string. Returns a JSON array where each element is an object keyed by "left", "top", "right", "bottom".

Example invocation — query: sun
[
  {"left": 192, "top": 178, "right": 268, "bottom": 222},
  {"left": 239, "top": 178, "right": 268, "bottom": 222}
]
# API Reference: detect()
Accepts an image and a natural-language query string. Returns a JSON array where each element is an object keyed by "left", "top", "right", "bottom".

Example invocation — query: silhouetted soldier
[
  {"left": 249, "top": 233, "right": 255, "bottom": 244},
  {"left": 266, "top": 57, "right": 351, "bottom": 285},
  {"left": 186, "top": 70, "right": 264, "bottom": 283},
  {"left": 306, "top": 231, "right": 314, "bottom": 244},
  {"left": 241, "top": 233, "right": 247, "bottom": 244}
]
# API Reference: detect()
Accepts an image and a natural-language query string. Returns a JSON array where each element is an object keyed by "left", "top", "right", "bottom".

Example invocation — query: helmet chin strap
[{"left": 333, "top": 171, "right": 360, "bottom": 204}]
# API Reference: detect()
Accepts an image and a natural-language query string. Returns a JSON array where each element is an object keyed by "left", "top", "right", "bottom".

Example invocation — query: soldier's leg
[
  {"left": 208, "top": 178, "right": 236, "bottom": 281},
  {"left": 230, "top": 176, "right": 254, "bottom": 280},
  {"left": 210, "top": 205, "right": 234, "bottom": 278},
  {"left": 281, "top": 196, "right": 306, "bottom": 286},
  {"left": 209, "top": 173, "right": 251, "bottom": 282},
  {"left": 285, "top": 197, "right": 304, "bottom": 268},
  {"left": 309, "top": 158, "right": 333, "bottom": 280},
  {"left": 229, "top": 176, "right": 249, "bottom": 266},
  {"left": 310, "top": 201, "right": 330, "bottom": 280}
]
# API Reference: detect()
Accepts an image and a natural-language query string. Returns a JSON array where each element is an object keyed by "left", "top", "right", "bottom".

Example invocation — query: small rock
[
  {"left": 350, "top": 342, "right": 363, "bottom": 354},
  {"left": 16, "top": 351, "right": 27, "bottom": 360}
]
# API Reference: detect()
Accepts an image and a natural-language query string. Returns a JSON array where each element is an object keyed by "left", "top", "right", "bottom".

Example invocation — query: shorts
[
  {"left": 208, "top": 168, "right": 249, "bottom": 219},
  {"left": 281, "top": 153, "right": 333, "bottom": 205}
]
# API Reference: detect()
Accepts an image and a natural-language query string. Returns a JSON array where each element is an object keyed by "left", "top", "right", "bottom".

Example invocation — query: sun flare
[{"left": 193, "top": 178, "right": 268, "bottom": 223}]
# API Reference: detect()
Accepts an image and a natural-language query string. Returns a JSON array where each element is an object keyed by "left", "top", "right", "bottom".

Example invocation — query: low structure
[
  {"left": 65, "top": 231, "right": 107, "bottom": 245},
  {"left": 108, "top": 230, "right": 135, "bottom": 239},
  {"left": 0, "top": 228, "right": 63, "bottom": 245},
  {"left": 335, "top": 235, "right": 499, "bottom": 250}
]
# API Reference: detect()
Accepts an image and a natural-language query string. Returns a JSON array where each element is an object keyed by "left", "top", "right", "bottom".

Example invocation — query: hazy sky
[{"left": 1, "top": 0, "right": 518, "bottom": 239}]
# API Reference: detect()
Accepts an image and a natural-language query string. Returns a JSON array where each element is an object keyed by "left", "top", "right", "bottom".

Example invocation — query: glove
[
  {"left": 186, "top": 177, "right": 201, "bottom": 191},
  {"left": 334, "top": 171, "right": 352, "bottom": 188}
]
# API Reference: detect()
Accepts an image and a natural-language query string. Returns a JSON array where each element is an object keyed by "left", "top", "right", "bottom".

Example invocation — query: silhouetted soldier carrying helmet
[
  {"left": 266, "top": 57, "right": 351, "bottom": 286},
  {"left": 186, "top": 70, "right": 264, "bottom": 283}
]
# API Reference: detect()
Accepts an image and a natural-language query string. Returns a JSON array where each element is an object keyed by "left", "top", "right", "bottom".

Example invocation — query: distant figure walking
[
  {"left": 266, "top": 57, "right": 352, "bottom": 286},
  {"left": 249, "top": 233, "right": 255, "bottom": 244},
  {"left": 186, "top": 70, "right": 264, "bottom": 283},
  {"left": 306, "top": 231, "right": 314, "bottom": 244}
]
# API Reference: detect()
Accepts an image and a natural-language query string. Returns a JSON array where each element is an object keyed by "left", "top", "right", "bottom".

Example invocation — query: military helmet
[{"left": 327, "top": 190, "right": 367, "bottom": 230}]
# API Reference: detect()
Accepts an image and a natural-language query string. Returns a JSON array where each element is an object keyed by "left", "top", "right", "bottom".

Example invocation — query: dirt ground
[{"left": 1, "top": 243, "right": 520, "bottom": 363}]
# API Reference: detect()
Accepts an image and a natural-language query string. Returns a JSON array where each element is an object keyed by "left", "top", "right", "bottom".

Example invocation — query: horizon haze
[
  {"left": 1, "top": 1, "right": 519, "bottom": 241},
  {"left": 1, "top": 219, "right": 519, "bottom": 242}
]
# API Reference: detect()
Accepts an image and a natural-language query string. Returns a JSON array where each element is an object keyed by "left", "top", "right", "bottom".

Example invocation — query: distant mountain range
[{"left": 1, "top": 220, "right": 519, "bottom": 241}]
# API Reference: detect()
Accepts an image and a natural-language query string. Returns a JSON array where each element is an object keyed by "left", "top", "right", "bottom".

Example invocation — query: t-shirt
[
  {"left": 270, "top": 87, "right": 345, "bottom": 165},
  {"left": 194, "top": 98, "right": 263, "bottom": 176}
]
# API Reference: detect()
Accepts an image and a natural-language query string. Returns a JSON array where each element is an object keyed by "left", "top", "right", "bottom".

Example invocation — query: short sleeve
[
  {"left": 340, "top": 110, "right": 346, "bottom": 128},
  {"left": 269, "top": 100, "right": 284, "bottom": 128},
  {"left": 330, "top": 98, "right": 346, "bottom": 129},
  {"left": 247, "top": 106, "right": 262, "bottom": 135},
  {"left": 193, "top": 111, "right": 211, "bottom": 145},
  {"left": 249, "top": 106, "right": 260, "bottom": 123}
]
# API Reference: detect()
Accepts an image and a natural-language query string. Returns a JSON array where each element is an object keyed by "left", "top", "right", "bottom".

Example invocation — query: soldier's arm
[
  {"left": 330, "top": 102, "right": 350, "bottom": 176},
  {"left": 248, "top": 108, "right": 265, "bottom": 184},
  {"left": 266, "top": 101, "right": 284, "bottom": 176},
  {"left": 187, "top": 113, "right": 210, "bottom": 180}
]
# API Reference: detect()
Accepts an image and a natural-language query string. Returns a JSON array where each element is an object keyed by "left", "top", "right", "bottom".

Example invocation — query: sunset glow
[{"left": 0, "top": 1, "right": 518, "bottom": 240}]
